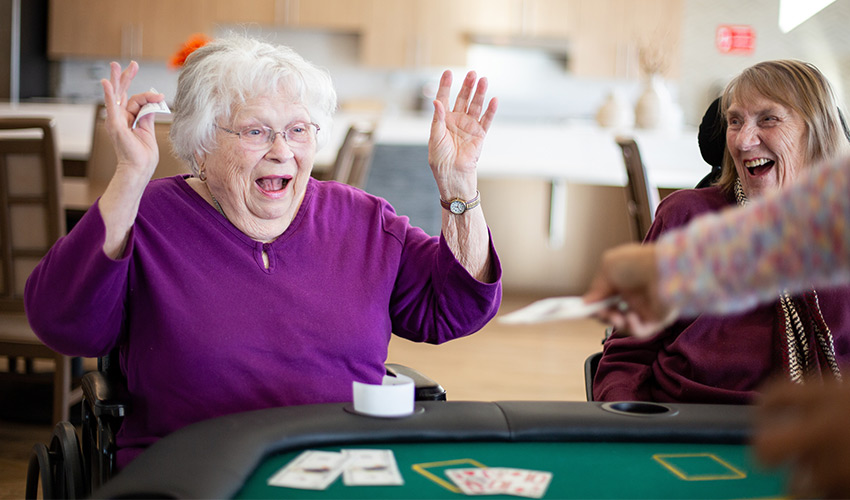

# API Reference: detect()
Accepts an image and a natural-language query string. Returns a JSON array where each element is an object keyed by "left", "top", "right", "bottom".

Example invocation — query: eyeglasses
[{"left": 216, "top": 122, "right": 320, "bottom": 150}]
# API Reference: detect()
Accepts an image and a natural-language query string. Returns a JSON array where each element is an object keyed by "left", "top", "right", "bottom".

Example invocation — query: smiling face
[
  {"left": 203, "top": 92, "right": 317, "bottom": 241},
  {"left": 725, "top": 92, "right": 808, "bottom": 199}
]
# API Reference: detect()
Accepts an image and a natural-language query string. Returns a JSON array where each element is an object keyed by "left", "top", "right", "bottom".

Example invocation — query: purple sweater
[
  {"left": 25, "top": 176, "right": 502, "bottom": 465},
  {"left": 593, "top": 186, "right": 850, "bottom": 404}
]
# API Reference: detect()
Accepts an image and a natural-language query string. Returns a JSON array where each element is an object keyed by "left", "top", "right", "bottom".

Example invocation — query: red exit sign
[{"left": 716, "top": 25, "right": 756, "bottom": 55}]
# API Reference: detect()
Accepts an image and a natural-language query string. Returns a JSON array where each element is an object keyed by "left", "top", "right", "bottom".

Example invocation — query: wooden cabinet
[
  {"left": 48, "top": 0, "right": 681, "bottom": 76},
  {"left": 523, "top": 0, "right": 581, "bottom": 38},
  {"left": 465, "top": 0, "right": 580, "bottom": 39},
  {"left": 48, "top": 0, "right": 366, "bottom": 61},
  {"left": 49, "top": 0, "right": 213, "bottom": 61},
  {"left": 464, "top": 0, "right": 681, "bottom": 78},
  {"left": 209, "top": 0, "right": 277, "bottom": 26},
  {"left": 360, "top": 0, "right": 470, "bottom": 68},
  {"left": 571, "top": 0, "right": 682, "bottom": 78},
  {"left": 48, "top": 0, "right": 134, "bottom": 59},
  {"left": 278, "top": 0, "right": 368, "bottom": 31},
  {"left": 135, "top": 1, "right": 216, "bottom": 61}
]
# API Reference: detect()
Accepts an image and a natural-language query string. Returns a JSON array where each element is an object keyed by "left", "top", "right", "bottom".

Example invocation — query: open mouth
[
  {"left": 744, "top": 158, "right": 775, "bottom": 177},
  {"left": 255, "top": 176, "right": 291, "bottom": 194}
]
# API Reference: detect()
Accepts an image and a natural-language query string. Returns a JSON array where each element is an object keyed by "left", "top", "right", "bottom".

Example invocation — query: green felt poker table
[{"left": 95, "top": 401, "right": 788, "bottom": 499}]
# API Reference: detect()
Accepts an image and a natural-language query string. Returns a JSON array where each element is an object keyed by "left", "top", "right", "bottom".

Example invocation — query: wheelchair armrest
[
  {"left": 81, "top": 370, "right": 130, "bottom": 418},
  {"left": 385, "top": 362, "right": 446, "bottom": 401}
]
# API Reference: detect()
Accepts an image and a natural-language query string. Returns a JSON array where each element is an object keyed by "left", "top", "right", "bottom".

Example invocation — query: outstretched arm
[
  {"left": 429, "top": 70, "right": 498, "bottom": 283},
  {"left": 585, "top": 154, "right": 850, "bottom": 337}
]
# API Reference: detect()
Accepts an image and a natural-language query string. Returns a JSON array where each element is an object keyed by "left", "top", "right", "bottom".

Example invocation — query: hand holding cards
[{"left": 132, "top": 88, "right": 171, "bottom": 129}]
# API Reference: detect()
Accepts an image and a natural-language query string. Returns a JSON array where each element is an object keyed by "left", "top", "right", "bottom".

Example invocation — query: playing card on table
[
  {"left": 342, "top": 449, "right": 404, "bottom": 486},
  {"left": 445, "top": 468, "right": 504, "bottom": 495},
  {"left": 494, "top": 468, "right": 552, "bottom": 498},
  {"left": 267, "top": 450, "right": 349, "bottom": 490},
  {"left": 446, "top": 467, "right": 552, "bottom": 497}
]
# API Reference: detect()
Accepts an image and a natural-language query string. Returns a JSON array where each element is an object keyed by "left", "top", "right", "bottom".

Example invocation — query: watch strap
[{"left": 440, "top": 191, "right": 481, "bottom": 214}]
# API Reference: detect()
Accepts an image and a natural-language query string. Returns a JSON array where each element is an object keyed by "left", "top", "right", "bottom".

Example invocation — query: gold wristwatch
[{"left": 440, "top": 191, "right": 480, "bottom": 215}]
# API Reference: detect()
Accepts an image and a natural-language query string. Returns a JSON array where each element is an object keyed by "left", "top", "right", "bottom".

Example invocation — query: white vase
[
  {"left": 635, "top": 74, "right": 672, "bottom": 129},
  {"left": 595, "top": 90, "right": 633, "bottom": 129}
]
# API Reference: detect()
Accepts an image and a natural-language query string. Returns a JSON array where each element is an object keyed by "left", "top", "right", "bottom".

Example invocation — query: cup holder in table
[{"left": 600, "top": 401, "right": 679, "bottom": 417}]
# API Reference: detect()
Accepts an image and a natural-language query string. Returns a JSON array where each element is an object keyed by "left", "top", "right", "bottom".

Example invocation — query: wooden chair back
[
  {"left": 0, "top": 117, "right": 82, "bottom": 424},
  {"left": 330, "top": 126, "right": 375, "bottom": 189},
  {"left": 0, "top": 117, "right": 63, "bottom": 310},
  {"left": 616, "top": 137, "right": 660, "bottom": 241}
]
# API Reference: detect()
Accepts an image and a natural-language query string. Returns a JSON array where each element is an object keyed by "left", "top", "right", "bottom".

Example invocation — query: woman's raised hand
[
  {"left": 100, "top": 61, "right": 166, "bottom": 180},
  {"left": 97, "top": 61, "right": 167, "bottom": 259},
  {"left": 428, "top": 70, "right": 498, "bottom": 200}
]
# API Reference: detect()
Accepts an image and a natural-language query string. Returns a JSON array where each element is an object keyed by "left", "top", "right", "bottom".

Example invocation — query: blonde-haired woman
[{"left": 593, "top": 59, "right": 850, "bottom": 404}]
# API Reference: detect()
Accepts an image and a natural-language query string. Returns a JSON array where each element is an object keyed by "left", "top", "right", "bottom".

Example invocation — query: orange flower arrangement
[{"left": 169, "top": 33, "right": 211, "bottom": 69}]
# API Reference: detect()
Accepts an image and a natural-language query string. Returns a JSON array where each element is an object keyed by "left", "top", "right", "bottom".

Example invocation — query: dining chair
[
  {"left": 62, "top": 104, "right": 188, "bottom": 212},
  {"left": 0, "top": 117, "right": 83, "bottom": 425},
  {"left": 615, "top": 136, "right": 660, "bottom": 242},
  {"left": 329, "top": 125, "right": 376, "bottom": 189}
]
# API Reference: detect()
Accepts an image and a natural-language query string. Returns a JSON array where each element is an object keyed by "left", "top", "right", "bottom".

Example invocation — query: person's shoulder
[
  {"left": 656, "top": 185, "right": 732, "bottom": 219},
  {"left": 312, "top": 179, "right": 385, "bottom": 210},
  {"left": 311, "top": 180, "right": 414, "bottom": 241},
  {"left": 145, "top": 174, "right": 193, "bottom": 195},
  {"left": 137, "top": 175, "right": 197, "bottom": 215},
  {"left": 135, "top": 174, "right": 187, "bottom": 200}
]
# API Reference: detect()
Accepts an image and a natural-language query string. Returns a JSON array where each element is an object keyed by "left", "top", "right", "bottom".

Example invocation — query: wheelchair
[{"left": 25, "top": 349, "right": 445, "bottom": 499}]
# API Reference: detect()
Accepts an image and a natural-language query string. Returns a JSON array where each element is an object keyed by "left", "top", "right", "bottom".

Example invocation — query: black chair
[
  {"left": 695, "top": 96, "right": 724, "bottom": 189},
  {"left": 584, "top": 326, "right": 613, "bottom": 402},
  {"left": 584, "top": 351, "right": 603, "bottom": 402},
  {"left": 26, "top": 348, "right": 445, "bottom": 498}
]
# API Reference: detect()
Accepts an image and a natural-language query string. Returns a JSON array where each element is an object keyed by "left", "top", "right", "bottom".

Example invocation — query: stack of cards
[
  {"left": 267, "top": 449, "right": 404, "bottom": 490},
  {"left": 446, "top": 467, "right": 552, "bottom": 498}
]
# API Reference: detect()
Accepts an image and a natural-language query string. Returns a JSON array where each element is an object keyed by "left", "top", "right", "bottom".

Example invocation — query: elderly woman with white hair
[{"left": 25, "top": 34, "right": 502, "bottom": 467}]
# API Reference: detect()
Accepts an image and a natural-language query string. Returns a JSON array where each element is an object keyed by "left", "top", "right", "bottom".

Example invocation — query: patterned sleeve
[{"left": 655, "top": 155, "right": 850, "bottom": 317}]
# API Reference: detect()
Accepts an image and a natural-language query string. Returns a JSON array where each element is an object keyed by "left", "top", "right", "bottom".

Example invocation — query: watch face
[{"left": 450, "top": 200, "right": 466, "bottom": 214}]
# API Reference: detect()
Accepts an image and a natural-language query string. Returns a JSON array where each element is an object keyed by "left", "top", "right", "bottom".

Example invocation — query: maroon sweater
[{"left": 594, "top": 186, "right": 850, "bottom": 404}]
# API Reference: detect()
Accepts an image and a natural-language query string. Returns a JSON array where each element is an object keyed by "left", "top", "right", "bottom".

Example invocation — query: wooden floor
[{"left": 0, "top": 292, "right": 605, "bottom": 498}]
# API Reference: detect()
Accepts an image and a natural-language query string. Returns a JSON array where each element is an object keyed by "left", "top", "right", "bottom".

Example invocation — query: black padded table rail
[{"left": 95, "top": 400, "right": 754, "bottom": 499}]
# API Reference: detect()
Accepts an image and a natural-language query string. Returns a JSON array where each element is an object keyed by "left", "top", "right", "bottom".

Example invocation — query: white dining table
[{"left": 0, "top": 102, "right": 96, "bottom": 161}]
